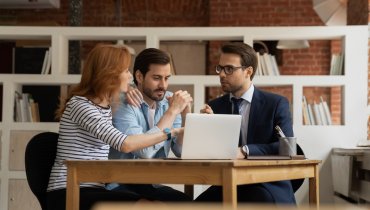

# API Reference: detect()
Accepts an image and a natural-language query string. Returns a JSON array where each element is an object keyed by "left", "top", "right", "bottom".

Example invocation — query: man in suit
[{"left": 197, "top": 42, "right": 296, "bottom": 204}]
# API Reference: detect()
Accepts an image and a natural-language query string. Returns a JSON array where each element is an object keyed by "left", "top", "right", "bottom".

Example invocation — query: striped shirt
[{"left": 47, "top": 96, "right": 127, "bottom": 191}]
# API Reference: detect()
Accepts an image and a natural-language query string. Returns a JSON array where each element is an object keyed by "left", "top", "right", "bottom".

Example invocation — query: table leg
[
  {"left": 222, "top": 168, "right": 237, "bottom": 209},
  {"left": 66, "top": 165, "right": 79, "bottom": 210},
  {"left": 309, "top": 164, "right": 320, "bottom": 208}
]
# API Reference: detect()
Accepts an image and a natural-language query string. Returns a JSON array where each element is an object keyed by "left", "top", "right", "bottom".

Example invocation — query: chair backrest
[
  {"left": 25, "top": 132, "right": 58, "bottom": 210},
  {"left": 291, "top": 144, "right": 305, "bottom": 192}
]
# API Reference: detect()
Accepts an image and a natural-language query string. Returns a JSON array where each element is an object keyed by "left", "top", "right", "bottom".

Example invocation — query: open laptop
[{"left": 179, "top": 113, "right": 242, "bottom": 159}]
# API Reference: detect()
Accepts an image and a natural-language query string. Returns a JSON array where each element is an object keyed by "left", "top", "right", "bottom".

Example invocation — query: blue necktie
[
  {"left": 231, "top": 97, "right": 243, "bottom": 146},
  {"left": 231, "top": 98, "right": 243, "bottom": 115}
]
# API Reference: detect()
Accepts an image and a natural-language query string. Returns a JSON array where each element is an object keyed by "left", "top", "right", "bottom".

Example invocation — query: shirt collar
[{"left": 230, "top": 84, "right": 254, "bottom": 103}]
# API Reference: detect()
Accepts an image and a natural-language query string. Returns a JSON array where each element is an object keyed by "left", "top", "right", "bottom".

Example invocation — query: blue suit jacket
[{"left": 208, "top": 88, "right": 296, "bottom": 203}]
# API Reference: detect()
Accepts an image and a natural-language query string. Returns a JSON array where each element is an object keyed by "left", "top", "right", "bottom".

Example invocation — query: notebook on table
[
  {"left": 178, "top": 113, "right": 242, "bottom": 160},
  {"left": 246, "top": 155, "right": 306, "bottom": 160}
]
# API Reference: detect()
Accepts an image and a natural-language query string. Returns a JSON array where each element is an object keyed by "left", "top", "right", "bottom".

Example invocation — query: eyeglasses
[{"left": 215, "top": 65, "right": 247, "bottom": 75}]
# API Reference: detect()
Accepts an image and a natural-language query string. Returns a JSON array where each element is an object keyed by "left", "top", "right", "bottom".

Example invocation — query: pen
[{"left": 275, "top": 125, "right": 286, "bottom": 137}]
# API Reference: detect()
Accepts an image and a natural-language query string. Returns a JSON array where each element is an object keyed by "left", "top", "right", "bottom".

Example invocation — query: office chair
[
  {"left": 291, "top": 144, "right": 305, "bottom": 193},
  {"left": 25, "top": 132, "right": 59, "bottom": 210}
]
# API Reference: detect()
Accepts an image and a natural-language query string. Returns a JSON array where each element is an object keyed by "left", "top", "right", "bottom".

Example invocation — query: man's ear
[
  {"left": 245, "top": 66, "right": 253, "bottom": 78},
  {"left": 135, "top": 70, "right": 143, "bottom": 84}
]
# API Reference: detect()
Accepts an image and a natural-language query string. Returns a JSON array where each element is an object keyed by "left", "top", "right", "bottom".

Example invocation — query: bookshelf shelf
[
  {"left": 0, "top": 74, "right": 81, "bottom": 84},
  {"left": 0, "top": 26, "right": 367, "bottom": 209},
  {"left": 8, "top": 122, "right": 59, "bottom": 131},
  {"left": 254, "top": 75, "right": 346, "bottom": 86}
]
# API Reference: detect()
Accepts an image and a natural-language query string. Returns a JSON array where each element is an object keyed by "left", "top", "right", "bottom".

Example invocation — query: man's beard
[
  {"left": 143, "top": 86, "right": 166, "bottom": 101},
  {"left": 221, "top": 81, "right": 243, "bottom": 95}
]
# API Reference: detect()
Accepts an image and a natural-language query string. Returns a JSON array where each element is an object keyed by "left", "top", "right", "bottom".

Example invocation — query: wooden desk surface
[
  {"left": 92, "top": 203, "right": 368, "bottom": 210},
  {"left": 66, "top": 159, "right": 320, "bottom": 166},
  {"left": 65, "top": 159, "right": 320, "bottom": 185},
  {"left": 66, "top": 159, "right": 321, "bottom": 210}
]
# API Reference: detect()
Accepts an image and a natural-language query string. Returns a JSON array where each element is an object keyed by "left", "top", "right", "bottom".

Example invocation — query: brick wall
[
  {"left": 0, "top": 0, "right": 361, "bottom": 127},
  {"left": 280, "top": 41, "right": 331, "bottom": 75},
  {"left": 347, "top": 0, "right": 368, "bottom": 25},
  {"left": 209, "top": 0, "right": 323, "bottom": 26},
  {"left": 120, "top": 0, "right": 209, "bottom": 26},
  {"left": 0, "top": 2, "right": 68, "bottom": 25},
  {"left": 0, "top": 0, "right": 209, "bottom": 26},
  {"left": 206, "top": 0, "right": 341, "bottom": 125}
]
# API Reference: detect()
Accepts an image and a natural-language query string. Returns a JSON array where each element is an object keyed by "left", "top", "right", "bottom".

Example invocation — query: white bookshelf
[{"left": 0, "top": 26, "right": 367, "bottom": 209}]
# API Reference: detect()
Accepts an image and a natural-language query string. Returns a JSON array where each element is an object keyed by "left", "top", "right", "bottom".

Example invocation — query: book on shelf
[
  {"left": 14, "top": 85, "right": 61, "bottom": 122},
  {"left": 303, "top": 96, "right": 332, "bottom": 126},
  {"left": 329, "top": 54, "right": 336, "bottom": 75},
  {"left": 338, "top": 53, "right": 344, "bottom": 75},
  {"left": 14, "top": 92, "right": 40, "bottom": 122},
  {"left": 22, "top": 93, "right": 31, "bottom": 122},
  {"left": 14, "top": 92, "right": 27, "bottom": 122},
  {"left": 329, "top": 53, "right": 344, "bottom": 75},
  {"left": 270, "top": 55, "right": 280, "bottom": 76},
  {"left": 13, "top": 46, "right": 49, "bottom": 74},
  {"left": 312, "top": 101, "right": 322, "bottom": 125},
  {"left": 307, "top": 103, "right": 315, "bottom": 125},
  {"left": 256, "top": 52, "right": 263, "bottom": 76},
  {"left": 317, "top": 101, "right": 327, "bottom": 125},
  {"left": 30, "top": 98, "right": 40, "bottom": 122},
  {"left": 320, "top": 96, "right": 332, "bottom": 125},
  {"left": 255, "top": 52, "right": 280, "bottom": 76},
  {"left": 302, "top": 96, "right": 310, "bottom": 125},
  {"left": 14, "top": 91, "right": 22, "bottom": 122},
  {"left": 262, "top": 53, "right": 274, "bottom": 76},
  {"left": 44, "top": 47, "right": 52, "bottom": 74},
  {"left": 22, "top": 85, "right": 60, "bottom": 122},
  {"left": 40, "top": 50, "right": 49, "bottom": 74},
  {"left": 260, "top": 53, "right": 269, "bottom": 75}
]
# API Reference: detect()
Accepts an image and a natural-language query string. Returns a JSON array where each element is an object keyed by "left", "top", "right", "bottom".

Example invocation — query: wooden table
[
  {"left": 66, "top": 159, "right": 321, "bottom": 210},
  {"left": 91, "top": 203, "right": 368, "bottom": 210}
]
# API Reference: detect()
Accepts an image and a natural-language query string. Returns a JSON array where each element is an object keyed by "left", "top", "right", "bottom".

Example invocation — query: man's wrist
[{"left": 166, "top": 107, "right": 178, "bottom": 116}]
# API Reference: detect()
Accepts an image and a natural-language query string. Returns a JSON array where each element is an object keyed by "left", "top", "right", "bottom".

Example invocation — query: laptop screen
[{"left": 180, "top": 113, "right": 242, "bottom": 159}]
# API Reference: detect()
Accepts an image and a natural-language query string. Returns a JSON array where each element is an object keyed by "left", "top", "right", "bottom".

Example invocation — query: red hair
[{"left": 56, "top": 44, "right": 131, "bottom": 119}]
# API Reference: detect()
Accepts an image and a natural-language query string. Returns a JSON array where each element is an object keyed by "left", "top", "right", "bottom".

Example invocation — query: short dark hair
[
  {"left": 221, "top": 42, "right": 258, "bottom": 80},
  {"left": 133, "top": 48, "right": 170, "bottom": 85}
]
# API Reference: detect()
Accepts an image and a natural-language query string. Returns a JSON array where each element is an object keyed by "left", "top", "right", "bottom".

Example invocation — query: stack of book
[
  {"left": 302, "top": 95, "right": 332, "bottom": 125},
  {"left": 14, "top": 92, "right": 40, "bottom": 122},
  {"left": 255, "top": 52, "right": 280, "bottom": 76}
]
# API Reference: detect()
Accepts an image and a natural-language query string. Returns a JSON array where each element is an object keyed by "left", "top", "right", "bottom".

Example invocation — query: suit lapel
[
  {"left": 225, "top": 94, "right": 233, "bottom": 114},
  {"left": 247, "top": 88, "right": 264, "bottom": 144},
  {"left": 218, "top": 94, "right": 233, "bottom": 114}
]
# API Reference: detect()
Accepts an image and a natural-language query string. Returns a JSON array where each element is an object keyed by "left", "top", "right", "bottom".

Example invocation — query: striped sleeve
[{"left": 68, "top": 99, "right": 127, "bottom": 151}]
